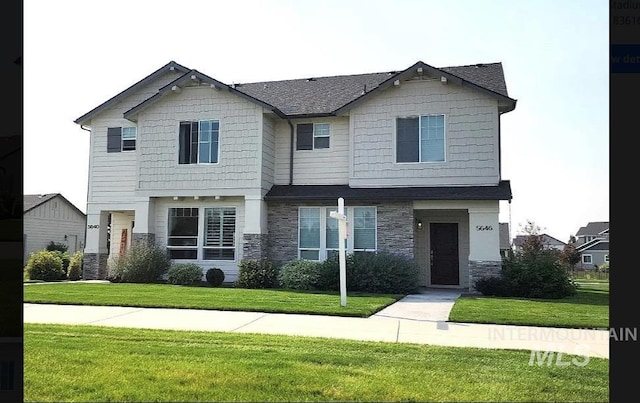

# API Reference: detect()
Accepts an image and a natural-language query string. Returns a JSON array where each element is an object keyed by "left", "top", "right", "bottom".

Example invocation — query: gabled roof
[
  {"left": 577, "top": 239, "right": 609, "bottom": 252},
  {"left": 23, "top": 193, "right": 86, "bottom": 217},
  {"left": 74, "top": 61, "right": 190, "bottom": 126},
  {"left": 576, "top": 222, "right": 609, "bottom": 237},
  {"left": 513, "top": 233, "right": 566, "bottom": 248},
  {"left": 75, "top": 60, "right": 517, "bottom": 124},
  {"left": 265, "top": 181, "right": 512, "bottom": 202}
]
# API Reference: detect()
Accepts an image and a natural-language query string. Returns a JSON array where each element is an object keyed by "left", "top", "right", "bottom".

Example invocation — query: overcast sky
[{"left": 23, "top": 0, "right": 608, "bottom": 242}]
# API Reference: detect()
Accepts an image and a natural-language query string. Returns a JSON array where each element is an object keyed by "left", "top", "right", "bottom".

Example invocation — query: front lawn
[
  {"left": 23, "top": 282, "right": 401, "bottom": 317},
  {"left": 449, "top": 284, "right": 609, "bottom": 328},
  {"left": 24, "top": 324, "right": 609, "bottom": 402}
]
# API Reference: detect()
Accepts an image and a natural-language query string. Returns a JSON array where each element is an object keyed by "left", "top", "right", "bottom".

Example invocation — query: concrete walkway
[{"left": 23, "top": 288, "right": 609, "bottom": 359}]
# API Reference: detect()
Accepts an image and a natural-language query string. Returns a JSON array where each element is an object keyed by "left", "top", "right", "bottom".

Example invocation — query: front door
[{"left": 430, "top": 223, "right": 459, "bottom": 285}]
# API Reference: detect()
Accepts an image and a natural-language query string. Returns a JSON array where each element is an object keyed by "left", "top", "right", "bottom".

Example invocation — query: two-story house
[
  {"left": 574, "top": 221, "right": 609, "bottom": 270},
  {"left": 74, "top": 60, "right": 517, "bottom": 291}
]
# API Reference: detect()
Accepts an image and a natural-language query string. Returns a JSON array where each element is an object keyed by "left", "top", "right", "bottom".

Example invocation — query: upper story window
[
  {"left": 107, "top": 127, "right": 136, "bottom": 152},
  {"left": 396, "top": 115, "right": 445, "bottom": 163},
  {"left": 179, "top": 120, "right": 220, "bottom": 164},
  {"left": 296, "top": 123, "right": 330, "bottom": 150}
]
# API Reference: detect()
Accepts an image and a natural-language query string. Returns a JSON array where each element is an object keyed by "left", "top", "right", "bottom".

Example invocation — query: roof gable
[
  {"left": 74, "top": 61, "right": 190, "bottom": 126},
  {"left": 24, "top": 193, "right": 86, "bottom": 217},
  {"left": 513, "top": 233, "right": 566, "bottom": 247},
  {"left": 576, "top": 222, "right": 609, "bottom": 236}
]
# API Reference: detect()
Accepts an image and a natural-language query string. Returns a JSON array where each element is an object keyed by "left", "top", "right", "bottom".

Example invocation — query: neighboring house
[
  {"left": 574, "top": 221, "right": 609, "bottom": 270},
  {"left": 74, "top": 60, "right": 517, "bottom": 291},
  {"left": 499, "top": 222, "right": 511, "bottom": 259},
  {"left": 23, "top": 193, "right": 87, "bottom": 263},
  {"left": 512, "top": 233, "right": 566, "bottom": 252}
]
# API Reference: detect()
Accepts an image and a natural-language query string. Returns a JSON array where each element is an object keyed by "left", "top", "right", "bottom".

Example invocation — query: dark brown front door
[{"left": 430, "top": 223, "right": 459, "bottom": 285}]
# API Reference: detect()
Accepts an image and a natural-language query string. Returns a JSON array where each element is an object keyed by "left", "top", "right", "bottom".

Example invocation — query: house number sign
[
  {"left": 475, "top": 225, "right": 493, "bottom": 231},
  {"left": 87, "top": 224, "right": 100, "bottom": 229}
]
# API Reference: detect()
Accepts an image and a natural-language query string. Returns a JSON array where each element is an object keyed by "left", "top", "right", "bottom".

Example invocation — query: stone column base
[
  {"left": 132, "top": 233, "right": 156, "bottom": 248},
  {"left": 468, "top": 260, "right": 502, "bottom": 293},
  {"left": 243, "top": 234, "right": 268, "bottom": 260},
  {"left": 82, "top": 253, "right": 108, "bottom": 280}
]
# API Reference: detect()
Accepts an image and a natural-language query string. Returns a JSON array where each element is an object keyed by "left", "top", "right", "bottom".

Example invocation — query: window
[
  {"left": 396, "top": 115, "right": 445, "bottom": 163},
  {"left": 107, "top": 127, "right": 137, "bottom": 152},
  {"left": 582, "top": 254, "right": 592, "bottom": 264},
  {"left": 296, "top": 123, "right": 330, "bottom": 150},
  {"left": 167, "top": 207, "right": 236, "bottom": 260},
  {"left": 298, "top": 206, "right": 376, "bottom": 260},
  {"left": 179, "top": 120, "right": 220, "bottom": 164},
  {"left": 203, "top": 208, "right": 236, "bottom": 260},
  {"left": 167, "top": 208, "right": 198, "bottom": 259}
]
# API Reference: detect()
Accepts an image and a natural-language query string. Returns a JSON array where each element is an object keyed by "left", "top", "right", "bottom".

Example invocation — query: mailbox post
[{"left": 329, "top": 197, "right": 348, "bottom": 306}]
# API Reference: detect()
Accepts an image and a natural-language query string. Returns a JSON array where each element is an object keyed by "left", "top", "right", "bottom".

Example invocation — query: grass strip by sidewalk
[
  {"left": 24, "top": 323, "right": 609, "bottom": 402},
  {"left": 23, "top": 282, "right": 401, "bottom": 317},
  {"left": 450, "top": 284, "right": 609, "bottom": 328}
]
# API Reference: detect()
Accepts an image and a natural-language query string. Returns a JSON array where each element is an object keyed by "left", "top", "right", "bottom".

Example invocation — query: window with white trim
[
  {"left": 167, "top": 207, "right": 236, "bottom": 260},
  {"left": 107, "top": 127, "right": 137, "bottom": 152},
  {"left": 582, "top": 254, "right": 592, "bottom": 264},
  {"left": 179, "top": 120, "right": 220, "bottom": 164},
  {"left": 296, "top": 123, "right": 330, "bottom": 150},
  {"left": 396, "top": 115, "right": 445, "bottom": 162},
  {"left": 298, "top": 206, "right": 376, "bottom": 260}
]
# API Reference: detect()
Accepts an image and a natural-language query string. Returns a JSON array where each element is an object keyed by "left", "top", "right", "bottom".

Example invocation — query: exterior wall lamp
[{"left": 415, "top": 219, "right": 423, "bottom": 230}]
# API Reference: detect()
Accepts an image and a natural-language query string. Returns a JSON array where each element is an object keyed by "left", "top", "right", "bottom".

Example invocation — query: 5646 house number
[{"left": 475, "top": 225, "right": 493, "bottom": 231}]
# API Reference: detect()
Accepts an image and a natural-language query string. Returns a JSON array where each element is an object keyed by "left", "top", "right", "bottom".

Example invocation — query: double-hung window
[
  {"left": 396, "top": 114, "right": 445, "bottom": 162},
  {"left": 582, "top": 254, "right": 592, "bottom": 264},
  {"left": 107, "top": 127, "right": 137, "bottom": 152},
  {"left": 179, "top": 120, "right": 220, "bottom": 164},
  {"left": 298, "top": 206, "right": 376, "bottom": 260},
  {"left": 167, "top": 207, "right": 236, "bottom": 260},
  {"left": 296, "top": 123, "right": 330, "bottom": 150}
]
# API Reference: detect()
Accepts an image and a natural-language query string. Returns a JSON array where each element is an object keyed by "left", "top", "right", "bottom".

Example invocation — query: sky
[{"left": 23, "top": 0, "right": 609, "bottom": 243}]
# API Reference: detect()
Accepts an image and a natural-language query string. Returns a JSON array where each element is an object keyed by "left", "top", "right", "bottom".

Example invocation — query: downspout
[{"left": 287, "top": 119, "right": 294, "bottom": 185}]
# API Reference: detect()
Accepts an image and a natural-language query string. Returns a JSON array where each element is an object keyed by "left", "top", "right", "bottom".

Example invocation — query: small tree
[{"left": 559, "top": 243, "right": 581, "bottom": 270}]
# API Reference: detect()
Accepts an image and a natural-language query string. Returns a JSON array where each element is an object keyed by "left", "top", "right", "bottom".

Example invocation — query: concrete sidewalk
[{"left": 23, "top": 289, "right": 609, "bottom": 359}]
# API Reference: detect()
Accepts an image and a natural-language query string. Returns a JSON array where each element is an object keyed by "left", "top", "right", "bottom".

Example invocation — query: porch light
[{"left": 416, "top": 219, "right": 423, "bottom": 230}]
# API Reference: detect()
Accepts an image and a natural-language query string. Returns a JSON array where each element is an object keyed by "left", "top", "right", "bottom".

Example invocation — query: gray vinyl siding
[
  {"left": 350, "top": 78, "right": 500, "bottom": 187},
  {"left": 23, "top": 196, "right": 86, "bottom": 262},
  {"left": 274, "top": 117, "right": 349, "bottom": 185},
  {"left": 136, "top": 86, "right": 263, "bottom": 192},
  {"left": 87, "top": 71, "right": 183, "bottom": 203},
  {"left": 153, "top": 197, "right": 246, "bottom": 282},
  {"left": 262, "top": 116, "right": 276, "bottom": 192}
]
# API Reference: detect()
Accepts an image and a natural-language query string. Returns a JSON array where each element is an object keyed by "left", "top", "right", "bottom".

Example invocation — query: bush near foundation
[
  {"left": 277, "top": 260, "right": 321, "bottom": 290},
  {"left": 67, "top": 251, "right": 83, "bottom": 281},
  {"left": 107, "top": 243, "right": 171, "bottom": 283},
  {"left": 25, "top": 250, "right": 66, "bottom": 281},
  {"left": 167, "top": 263, "right": 203, "bottom": 285},
  {"left": 205, "top": 268, "right": 226, "bottom": 287},
  {"left": 235, "top": 259, "right": 278, "bottom": 289}
]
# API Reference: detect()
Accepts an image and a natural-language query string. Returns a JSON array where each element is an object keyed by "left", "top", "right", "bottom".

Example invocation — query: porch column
[
  {"left": 83, "top": 210, "right": 109, "bottom": 279},
  {"left": 243, "top": 196, "right": 268, "bottom": 260},
  {"left": 468, "top": 205, "right": 502, "bottom": 291},
  {"left": 132, "top": 198, "right": 156, "bottom": 247}
]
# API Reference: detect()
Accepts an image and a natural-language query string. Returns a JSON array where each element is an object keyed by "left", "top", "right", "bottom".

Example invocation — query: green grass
[
  {"left": 23, "top": 282, "right": 401, "bottom": 317},
  {"left": 450, "top": 284, "right": 609, "bottom": 328},
  {"left": 24, "top": 323, "right": 609, "bottom": 402}
]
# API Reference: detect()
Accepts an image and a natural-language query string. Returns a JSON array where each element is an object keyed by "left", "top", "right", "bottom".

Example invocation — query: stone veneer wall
[
  {"left": 82, "top": 253, "right": 108, "bottom": 280},
  {"left": 132, "top": 233, "right": 156, "bottom": 247},
  {"left": 267, "top": 201, "right": 415, "bottom": 266},
  {"left": 468, "top": 260, "right": 502, "bottom": 293},
  {"left": 243, "top": 234, "right": 268, "bottom": 260},
  {"left": 267, "top": 202, "right": 299, "bottom": 266},
  {"left": 375, "top": 202, "right": 414, "bottom": 261}
]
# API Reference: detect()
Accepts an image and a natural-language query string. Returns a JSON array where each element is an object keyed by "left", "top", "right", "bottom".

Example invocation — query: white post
[{"left": 330, "top": 197, "right": 348, "bottom": 307}]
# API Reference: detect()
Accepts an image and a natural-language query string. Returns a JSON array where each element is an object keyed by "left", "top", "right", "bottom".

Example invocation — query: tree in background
[{"left": 559, "top": 243, "right": 581, "bottom": 270}]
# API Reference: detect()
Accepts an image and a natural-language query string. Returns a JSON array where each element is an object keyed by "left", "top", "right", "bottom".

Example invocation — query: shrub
[
  {"left": 235, "top": 259, "right": 278, "bottom": 289},
  {"left": 206, "top": 268, "right": 226, "bottom": 287},
  {"left": 348, "top": 252, "right": 420, "bottom": 294},
  {"left": 474, "top": 249, "right": 576, "bottom": 299},
  {"left": 67, "top": 251, "right": 83, "bottom": 281},
  {"left": 107, "top": 243, "right": 171, "bottom": 283},
  {"left": 46, "top": 241, "right": 68, "bottom": 253},
  {"left": 50, "top": 250, "right": 71, "bottom": 275},
  {"left": 277, "top": 260, "right": 322, "bottom": 290},
  {"left": 167, "top": 263, "right": 203, "bottom": 285},
  {"left": 25, "top": 250, "right": 66, "bottom": 281},
  {"left": 314, "top": 253, "right": 343, "bottom": 291}
]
